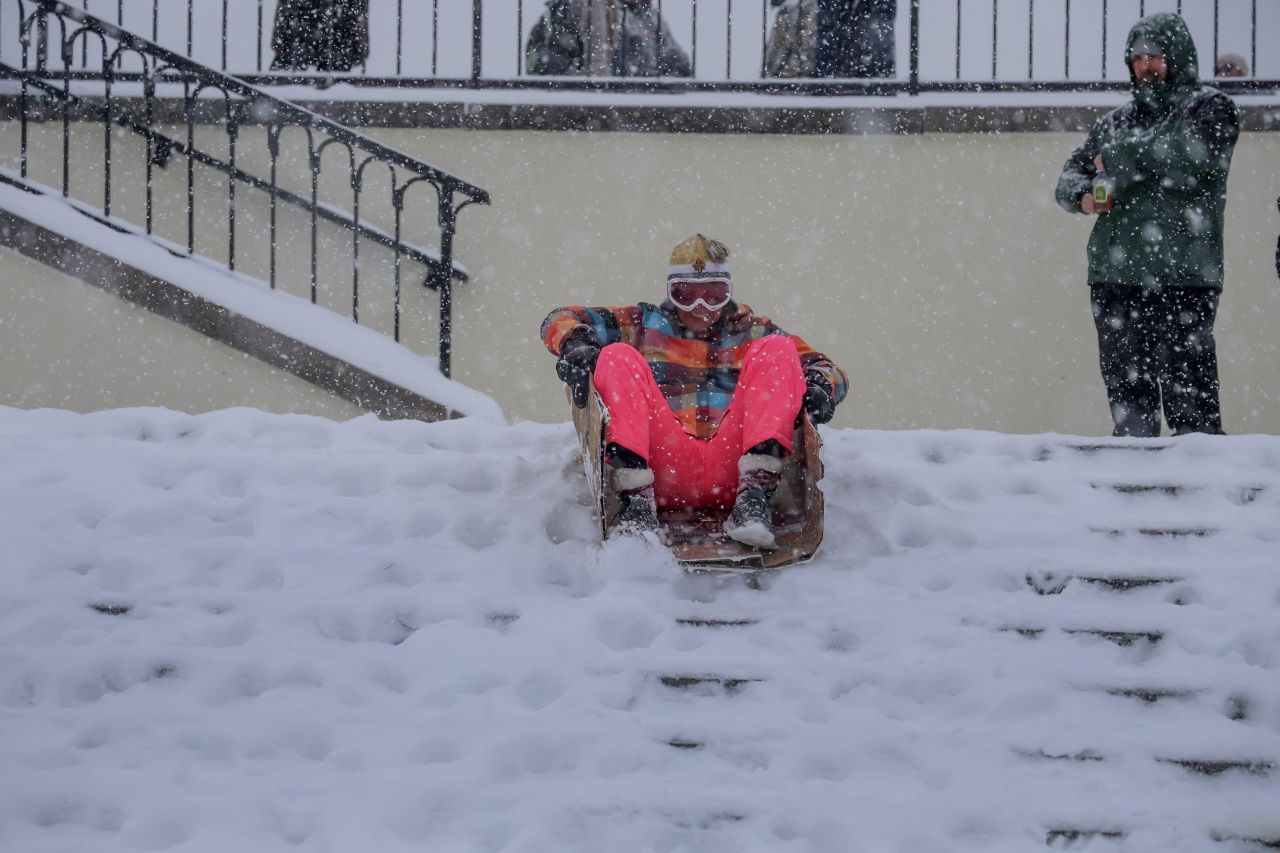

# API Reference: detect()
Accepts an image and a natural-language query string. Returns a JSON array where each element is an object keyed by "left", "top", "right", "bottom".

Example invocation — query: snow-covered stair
[{"left": 1, "top": 409, "right": 1277, "bottom": 853}]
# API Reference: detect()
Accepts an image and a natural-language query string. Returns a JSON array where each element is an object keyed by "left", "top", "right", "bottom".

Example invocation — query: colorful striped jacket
[{"left": 541, "top": 301, "right": 848, "bottom": 439}]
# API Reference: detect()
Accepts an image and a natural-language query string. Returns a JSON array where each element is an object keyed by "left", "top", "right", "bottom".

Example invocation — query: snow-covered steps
[{"left": 1, "top": 409, "right": 1278, "bottom": 852}]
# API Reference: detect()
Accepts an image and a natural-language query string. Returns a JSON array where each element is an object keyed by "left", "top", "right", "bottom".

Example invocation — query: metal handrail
[
  {"left": 7, "top": 0, "right": 491, "bottom": 377},
  {"left": 7, "top": 67, "right": 461, "bottom": 277}
]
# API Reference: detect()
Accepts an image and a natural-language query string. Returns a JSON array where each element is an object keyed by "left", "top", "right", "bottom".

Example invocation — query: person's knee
[
  {"left": 596, "top": 342, "right": 645, "bottom": 374},
  {"left": 748, "top": 334, "right": 800, "bottom": 361},
  {"left": 743, "top": 337, "right": 804, "bottom": 386}
]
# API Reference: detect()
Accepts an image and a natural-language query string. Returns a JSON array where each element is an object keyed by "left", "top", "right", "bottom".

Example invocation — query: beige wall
[
  {"left": 399, "top": 127, "right": 1280, "bottom": 435},
  {"left": 0, "top": 246, "right": 364, "bottom": 418},
  {"left": 3, "top": 122, "right": 1278, "bottom": 434}
]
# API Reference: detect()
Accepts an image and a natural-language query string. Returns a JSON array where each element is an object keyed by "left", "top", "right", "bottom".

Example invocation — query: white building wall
[
  {"left": 3, "top": 123, "right": 1278, "bottom": 434},
  {"left": 0, "top": 246, "right": 364, "bottom": 419}
]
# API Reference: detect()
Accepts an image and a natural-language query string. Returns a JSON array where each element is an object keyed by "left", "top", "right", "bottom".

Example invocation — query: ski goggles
[{"left": 667, "top": 278, "right": 732, "bottom": 311}]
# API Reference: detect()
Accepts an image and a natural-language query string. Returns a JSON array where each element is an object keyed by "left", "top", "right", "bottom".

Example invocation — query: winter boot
[
  {"left": 723, "top": 440, "right": 784, "bottom": 550},
  {"left": 608, "top": 444, "right": 658, "bottom": 537}
]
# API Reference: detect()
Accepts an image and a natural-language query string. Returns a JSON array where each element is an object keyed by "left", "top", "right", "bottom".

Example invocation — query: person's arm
[
  {"left": 541, "top": 305, "right": 641, "bottom": 408},
  {"left": 788, "top": 335, "right": 849, "bottom": 409},
  {"left": 1055, "top": 118, "right": 1108, "bottom": 213},
  {"left": 539, "top": 305, "right": 642, "bottom": 355},
  {"left": 1101, "top": 94, "right": 1239, "bottom": 194}
]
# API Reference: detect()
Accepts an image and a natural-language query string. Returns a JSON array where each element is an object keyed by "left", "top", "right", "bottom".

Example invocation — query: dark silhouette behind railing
[
  {"left": 3, "top": 0, "right": 490, "bottom": 378},
  {"left": 2, "top": 0, "right": 1274, "bottom": 94}
]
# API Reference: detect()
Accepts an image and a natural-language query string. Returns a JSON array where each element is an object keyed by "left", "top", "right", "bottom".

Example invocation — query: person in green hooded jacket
[{"left": 1056, "top": 13, "right": 1238, "bottom": 438}]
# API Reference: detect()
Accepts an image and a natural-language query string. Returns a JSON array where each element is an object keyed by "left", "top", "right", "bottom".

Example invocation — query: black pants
[
  {"left": 815, "top": 0, "right": 897, "bottom": 78},
  {"left": 1090, "top": 284, "right": 1224, "bottom": 438}
]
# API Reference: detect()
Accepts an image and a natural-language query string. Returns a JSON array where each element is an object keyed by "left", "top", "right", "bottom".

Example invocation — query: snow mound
[{"left": 1, "top": 406, "right": 1278, "bottom": 853}]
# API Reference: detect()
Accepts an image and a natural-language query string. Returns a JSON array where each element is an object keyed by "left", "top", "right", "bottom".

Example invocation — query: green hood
[{"left": 1126, "top": 13, "right": 1200, "bottom": 116}]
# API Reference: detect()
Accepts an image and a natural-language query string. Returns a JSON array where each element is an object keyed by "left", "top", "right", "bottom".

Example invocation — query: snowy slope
[{"left": 1, "top": 406, "right": 1278, "bottom": 853}]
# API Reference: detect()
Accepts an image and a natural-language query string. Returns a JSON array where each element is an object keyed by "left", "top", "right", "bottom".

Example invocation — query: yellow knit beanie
[{"left": 668, "top": 234, "right": 731, "bottom": 281}]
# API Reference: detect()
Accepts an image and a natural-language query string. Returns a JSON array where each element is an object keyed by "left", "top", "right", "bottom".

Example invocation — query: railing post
[
  {"left": 1101, "top": 0, "right": 1108, "bottom": 80},
  {"left": 257, "top": 0, "right": 264, "bottom": 72},
  {"left": 226, "top": 110, "right": 239, "bottom": 271},
  {"left": 471, "top": 0, "right": 482, "bottom": 83},
  {"left": 1028, "top": 0, "right": 1034, "bottom": 80},
  {"left": 436, "top": 189, "right": 456, "bottom": 378},
  {"left": 103, "top": 59, "right": 112, "bottom": 218},
  {"left": 35, "top": 9, "right": 50, "bottom": 72},
  {"left": 61, "top": 39, "right": 70, "bottom": 197},
  {"left": 350, "top": 166, "right": 362, "bottom": 324},
  {"left": 184, "top": 83, "right": 195, "bottom": 254},
  {"left": 267, "top": 124, "right": 281, "bottom": 288},
  {"left": 393, "top": 186, "right": 406, "bottom": 343},
  {"left": 1212, "top": 0, "right": 1219, "bottom": 71},
  {"left": 309, "top": 148, "right": 321, "bottom": 304},
  {"left": 759, "top": 0, "right": 766, "bottom": 79},
  {"left": 432, "top": 0, "right": 440, "bottom": 76},
  {"left": 909, "top": 0, "right": 920, "bottom": 95},
  {"left": 692, "top": 0, "right": 698, "bottom": 74},
  {"left": 20, "top": 12, "right": 32, "bottom": 179},
  {"left": 144, "top": 70, "right": 155, "bottom": 234},
  {"left": 396, "top": 0, "right": 404, "bottom": 76}
]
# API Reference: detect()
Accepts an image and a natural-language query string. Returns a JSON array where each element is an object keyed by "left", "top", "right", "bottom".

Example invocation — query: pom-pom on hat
[{"left": 668, "top": 233, "right": 731, "bottom": 283}]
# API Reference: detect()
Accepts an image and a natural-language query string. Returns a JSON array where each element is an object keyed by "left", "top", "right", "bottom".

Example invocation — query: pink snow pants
[{"left": 593, "top": 336, "right": 806, "bottom": 511}]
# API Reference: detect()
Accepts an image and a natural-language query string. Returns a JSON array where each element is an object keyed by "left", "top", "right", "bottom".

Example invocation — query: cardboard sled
[{"left": 569, "top": 382, "right": 824, "bottom": 570}]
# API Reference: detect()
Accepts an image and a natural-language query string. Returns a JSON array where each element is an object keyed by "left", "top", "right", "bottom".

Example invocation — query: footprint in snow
[
  {"left": 452, "top": 513, "right": 507, "bottom": 549},
  {"left": 595, "top": 607, "right": 664, "bottom": 651},
  {"left": 403, "top": 511, "right": 448, "bottom": 540},
  {"left": 514, "top": 671, "right": 569, "bottom": 710},
  {"left": 408, "top": 736, "right": 465, "bottom": 765}
]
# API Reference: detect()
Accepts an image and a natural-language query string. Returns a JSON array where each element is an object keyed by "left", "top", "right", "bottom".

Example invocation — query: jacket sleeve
[
  {"left": 1055, "top": 117, "right": 1108, "bottom": 212},
  {"left": 1102, "top": 94, "right": 1239, "bottom": 193},
  {"left": 795, "top": 339, "right": 849, "bottom": 406},
  {"left": 540, "top": 306, "right": 641, "bottom": 356}
]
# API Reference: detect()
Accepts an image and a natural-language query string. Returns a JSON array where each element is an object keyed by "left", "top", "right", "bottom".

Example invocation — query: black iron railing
[
  {"left": 3, "top": 0, "right": 489, "bottom": 377},
  {"left": 2, "top": 0, "right": 1274, "bottom": 95}
]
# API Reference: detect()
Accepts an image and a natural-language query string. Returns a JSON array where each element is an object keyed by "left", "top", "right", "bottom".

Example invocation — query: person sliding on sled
[{"left": 541, "top": 234, "right": 848, "bottom": 549}]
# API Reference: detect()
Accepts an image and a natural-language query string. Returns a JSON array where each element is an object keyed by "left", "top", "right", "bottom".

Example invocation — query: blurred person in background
[
  {"left": 1055, "top": 13, "right": 1238, "bottom": 437},
  {"left": 526, "top": 0, "right": 692, "bottom": 77},
  {"left": 765, "top": 0, "right": 895, "bottom": 79},
  {"left": 1214, "top": 52, "right": 1248, "bottom": 78},
  {"left": 815, "top": 0, "right": 896, "bottom": 78},
  {"left": 764, "top": 0, "right": 817, "bottom": 78},
  {"left": 271, "top": 0, "right": 369, "bottom": 73}
]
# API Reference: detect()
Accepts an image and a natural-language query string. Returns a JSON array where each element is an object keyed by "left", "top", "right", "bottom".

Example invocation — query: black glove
[
  {"left": 556, "top": 337, "right": 601, "bottom": 409},
  {"left": 802, "top": 372, "right": 836, "bottom": 425}
]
